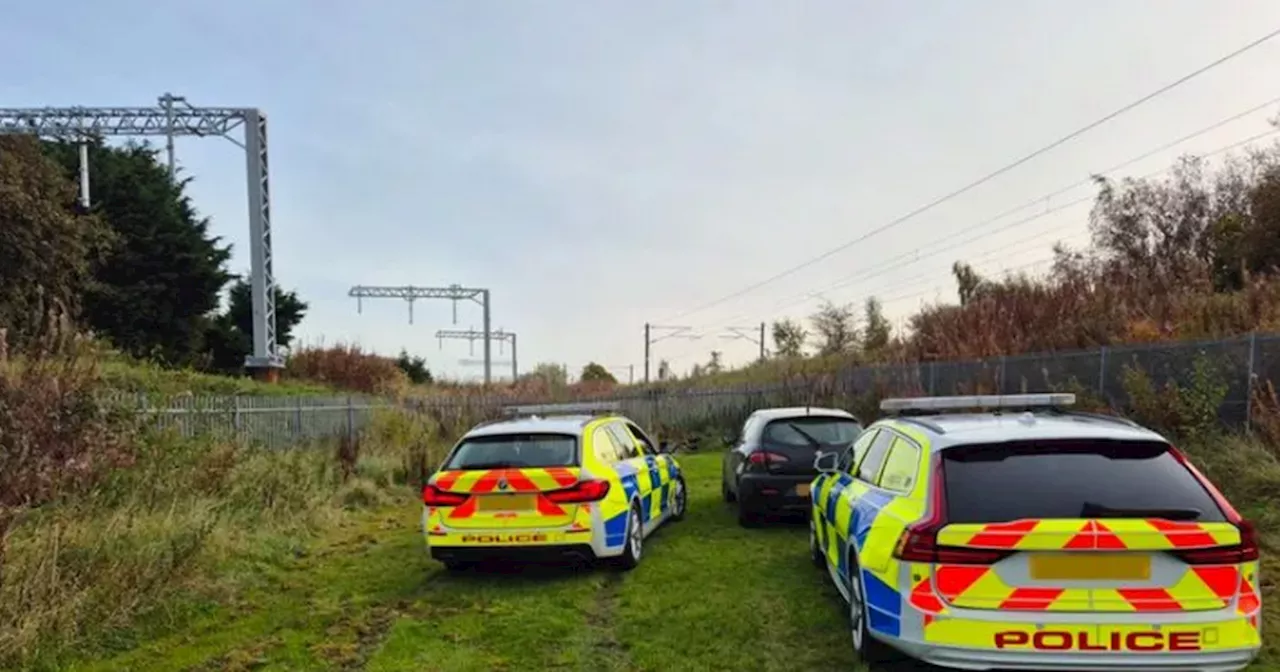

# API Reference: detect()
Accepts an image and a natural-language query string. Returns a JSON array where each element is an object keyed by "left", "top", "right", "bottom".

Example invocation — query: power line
[
  {"left": 661, "top": 125, "right": 1280, "bottom": 366},
  {"left": 657, "top": 27, "right": 1280, "bottom": 324},
  {"left": 681, "top": 118, "right": 1280, "bottom": 340}
]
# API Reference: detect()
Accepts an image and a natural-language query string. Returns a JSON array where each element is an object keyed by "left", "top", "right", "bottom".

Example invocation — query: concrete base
[{"left": 247, "top": 367, "right": 281, "bottom": 384}]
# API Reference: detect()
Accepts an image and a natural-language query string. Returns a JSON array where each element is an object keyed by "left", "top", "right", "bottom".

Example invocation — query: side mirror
[
  {"left": 658, "top": 440, "right": 671, "bottom": 454},
  {"left": 814, "top": 452, "right": 838, "bottom": 473}
]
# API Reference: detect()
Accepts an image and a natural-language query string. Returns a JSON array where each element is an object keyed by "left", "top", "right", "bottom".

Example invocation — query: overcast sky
[{"left": 4, "top": 1, "right": 1280, "bottom": 382}]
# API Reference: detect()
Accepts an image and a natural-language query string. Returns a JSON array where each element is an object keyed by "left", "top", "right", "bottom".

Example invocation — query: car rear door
[
  {"left": 928, "top": 439, "right": 1254, "bottom": 620},
  {"left": 433, "top": 432, "right": 584, "bottom": 530}
]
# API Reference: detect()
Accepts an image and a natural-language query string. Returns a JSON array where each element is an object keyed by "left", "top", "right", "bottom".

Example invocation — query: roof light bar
[
  {"left": 502, "top": 400, "right": 621, "bottom": 416},
  {"left": 880, "top": 393, "right": 1076, "bottom": 414}
]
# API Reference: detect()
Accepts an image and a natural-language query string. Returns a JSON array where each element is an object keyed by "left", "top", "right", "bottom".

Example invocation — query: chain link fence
[{"left": 125, "top": 333, "right": 1278, "bottom": 448}]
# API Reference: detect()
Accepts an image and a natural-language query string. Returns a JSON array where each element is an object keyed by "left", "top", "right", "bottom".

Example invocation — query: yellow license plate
[
  {"left": 795, "top": 483, "right": 811, "bottom": 497},
  {"left": 476, "top": 494, "right": 536, "bottom": 511},
  {"left": 1029, "top": 554, "right": 1151, "bottom": 581}
]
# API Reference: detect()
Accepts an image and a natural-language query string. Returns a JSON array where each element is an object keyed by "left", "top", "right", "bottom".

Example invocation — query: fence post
[
  {"left": 928, "top": 361, "right": 936, "bottom": 395},
  {"left": 346, "top": 395, "right": 356, "bottom": 444},
  {"left": 295, "top": 396, "right": 304, "bottom": 440},
  {"left": 1246, "top": 332, "right": 1258, "bottom": 433},
  {"left": 1098, "top": 346, "right": 1108, "bottom": 397},
  {"left": 998, "top": 355, "right": 1007, "bottom": 394},
  {"left": 232, "top": 395, "right": 242, "bottom": 440}
]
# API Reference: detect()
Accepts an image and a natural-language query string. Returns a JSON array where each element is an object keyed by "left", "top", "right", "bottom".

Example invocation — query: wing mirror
[
  {"left": 814, "top": 451, "right": 839, "bottom": 473},
  {"left": 658, "top": 440, "right": 672, "bottom": 454}
]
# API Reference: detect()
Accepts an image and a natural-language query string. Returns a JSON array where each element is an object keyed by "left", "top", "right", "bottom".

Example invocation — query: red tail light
[
  {"left": 544, "top": 479, "right": 611, "bottom": 504},
  {"left": 893, "top": 458, "right": 1011, "bottom": 565},
  {"left": 1174, "top": 519, "right": 1260, "bottom": 564},
  {"left": 748, "top": 451, "right": 789, "bottom": 465},
  {"left": 422, "top": 483, "right": 468, "bottom": 507},
  {"left": 1166, "top": 444, "right": 1259, "bottom": 564}
]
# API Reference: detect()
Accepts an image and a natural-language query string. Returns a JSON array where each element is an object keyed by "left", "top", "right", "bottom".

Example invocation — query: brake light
[
  {"left": 892, "top": 457, "right": 1012, "bottom": 565},
  {"left": 544, "top": 479, "right": 611, "bottom": 504},
  {"left": 1173, "top": 519, "right": 1260, "bottom": 564},
  {"left": 748, "top": 452, "right": 789, "bottom": 465},
  {"left": 422, "top": 484, "right": 468, "bottom": 507}
]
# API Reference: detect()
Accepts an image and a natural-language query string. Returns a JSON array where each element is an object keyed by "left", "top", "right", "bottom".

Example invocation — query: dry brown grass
[{"left": 284, "top": 343, "right": 410, "bottom": 396}]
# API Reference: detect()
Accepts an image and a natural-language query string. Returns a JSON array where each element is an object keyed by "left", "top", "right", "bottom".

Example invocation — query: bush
[{"left": 284, "top": 343, "right": 410, "bottom": 396}]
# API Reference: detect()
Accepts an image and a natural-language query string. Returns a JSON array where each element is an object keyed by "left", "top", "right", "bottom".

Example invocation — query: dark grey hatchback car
[{"left": 721, "top": 407, "right": 863, "bottom": 526}]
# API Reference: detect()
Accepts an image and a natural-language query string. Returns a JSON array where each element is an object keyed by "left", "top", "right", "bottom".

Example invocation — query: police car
[
  {"left": 421, "top": 402, "right": 686, "bottom": 571},
  {"left": 809, "top": 393, "right": 1262, "bottom": 671}
]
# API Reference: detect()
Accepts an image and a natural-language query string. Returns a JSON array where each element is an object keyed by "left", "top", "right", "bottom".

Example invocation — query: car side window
[
  {"left": 876, "top": 437, "right": 922, "bottom": 493},
  {"left": 624, "top": 423, "right": 657, "bottom": 456},
  {"left": 855, "top": 430, "right": 896, "bottom": 484},
  {"left": 592, "top": 426, "right": 621, "bottom": 463},
  {"left": 840, "top": 429, "right": 878, "bottom": 473},
  {"left": 606, "top": 423, "right": 640, "bottom": 460}
]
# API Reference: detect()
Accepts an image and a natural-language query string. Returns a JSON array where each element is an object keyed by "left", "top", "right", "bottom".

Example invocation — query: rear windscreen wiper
[
  {"left": 457, "top": 461, "right": 518, "bottom": 470},
  {"left": 787, "top": 423, "right": 822, "bottom": 447},
  {"left": 1081, "top": 501, "right": 1201, "bottom": 521}
]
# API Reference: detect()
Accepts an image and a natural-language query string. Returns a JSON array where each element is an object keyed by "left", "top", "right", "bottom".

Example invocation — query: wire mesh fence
[
  {"left": 124, "top": 333, "right": 1279, "bottom": 448},
  {"left": 108, "top": 392, "right": 391, "bottom": 450}
]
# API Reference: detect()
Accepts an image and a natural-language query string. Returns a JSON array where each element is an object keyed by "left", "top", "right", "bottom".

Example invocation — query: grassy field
[{"left": 48, "top": 446, "right": 1279, "bottom": 672}]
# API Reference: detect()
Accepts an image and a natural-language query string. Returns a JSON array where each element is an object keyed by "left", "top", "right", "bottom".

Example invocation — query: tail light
[
  {"left": 1167, "top": 445, "right": 1260, "bottom": 564},
  {"left": 892, "top": 458, "right": 1011, "bottom": 565},
  {"left": 544, "top": 479, "right": 611, "bottom": 504},
  {"left": 422, "top": 483, "right": 468, "bottom": 507},
  {"left": 748, "top": 451, "right": 789, "bottom": 466}
]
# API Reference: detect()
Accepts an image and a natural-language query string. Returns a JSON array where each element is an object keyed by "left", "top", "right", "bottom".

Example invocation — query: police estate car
[
  {"left": 421, "top": 402, "right": 686, "bottom": 571},
  {"left": 810, "top": 393, "right": 1262, "bottom": 671}
]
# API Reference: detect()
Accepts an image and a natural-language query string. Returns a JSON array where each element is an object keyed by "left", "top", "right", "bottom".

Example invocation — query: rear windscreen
[
  {"left": 941, "top": 439, "right": 1226, "bottom": 524},
  {"left": 762, "top": 417, "right": 862, "bottom": 446},
  {"left": 442, "top": 433, "right": 578, "bottom": 470}
]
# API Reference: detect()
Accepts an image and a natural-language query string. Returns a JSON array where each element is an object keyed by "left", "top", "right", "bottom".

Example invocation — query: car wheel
[
  {"left": 611, "top": 503, "right": 644, "bottom": 571},
  {"left": 809, "top": 517, "right": 825, "bottom": 568},
  {"left": 846, "top": 551, "right": 897, "bottom": 664},
  {"left": 670, "top": 476, "right": 687, "bottom": 521}
]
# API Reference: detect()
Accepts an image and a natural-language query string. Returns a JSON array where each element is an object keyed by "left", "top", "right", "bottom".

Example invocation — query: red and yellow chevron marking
[
  {"left": 928, "top": 562, "right": 1247, "bottom": 612},
  {"left": 937, "top": 519, "right": 1240, "bottom": 551},
  {"left": 433, "top": 467, "right": 579, "bottom": 494}
]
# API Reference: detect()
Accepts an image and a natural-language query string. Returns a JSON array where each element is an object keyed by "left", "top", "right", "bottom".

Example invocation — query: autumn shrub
[
  {"left": 284, "top": 343, "right": 410, "bottom": 395},
  {"left": 1119, "top": 356, "right": 1229, "bottom": 440}
]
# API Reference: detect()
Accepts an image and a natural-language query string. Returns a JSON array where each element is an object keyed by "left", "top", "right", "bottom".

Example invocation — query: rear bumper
[
  {"left": 430, "top": 543, "right": 598, "bottom": 564},
  {"left": 738, "top": 473, "right": 815, "bottom": 511},
  {"left": 898, "top": 640, "right": 1259, "bottom": 671}
]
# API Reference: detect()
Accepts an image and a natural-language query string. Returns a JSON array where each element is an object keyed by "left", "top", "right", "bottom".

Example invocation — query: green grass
[
  {"left": 43, "top": 449, "right": 1280, "bottom": 672},
  {"left": 97, "top": 358, "right": 333, "bottom": 398},
  {"left": 56, "top": 454, "right": 861, "bottom": 672}
]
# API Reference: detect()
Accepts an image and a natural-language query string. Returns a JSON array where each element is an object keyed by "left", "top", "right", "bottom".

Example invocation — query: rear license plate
[
  {"left": 476, "top": 494, "right": 536, "bottom": 511},
  {"left": 795, "top": 483, "right": 811, "bottom": 497},
  {"left": 1029, "top": 553, "right": 1151, "bottom": 581}
]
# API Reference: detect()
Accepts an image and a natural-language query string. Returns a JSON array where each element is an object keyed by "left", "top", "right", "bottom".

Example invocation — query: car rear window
[
  {"left": 443, "top": 433, "right": 578, "bottom": 470},
  {"left": 941, "top": 439, "right": 1227, "bottom": 524},
  {"left": 763, "top": 417, "right": 862, "bottom": 446}
]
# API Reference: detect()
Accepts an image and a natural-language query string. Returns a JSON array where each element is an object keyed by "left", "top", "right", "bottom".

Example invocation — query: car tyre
[
  {"left": 670, "top": 476, "right": 688, "bottom": 522},
  {"left": 846, "top": 550, "right": 898, "bottom": 664},
  {"left": 611, "top": 503, "right": 644, "bottom": 571}
]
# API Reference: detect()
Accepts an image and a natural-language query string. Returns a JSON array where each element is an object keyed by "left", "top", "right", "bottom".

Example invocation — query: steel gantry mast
[
  {"left": 348, "top": 284, "right": 494, "bottom": 384},
  {"left": 436, "top": 328, "right": 517, "bottom": 381},
  {"left": 0, "top": 93, "right": 283, "bottom": 376}
]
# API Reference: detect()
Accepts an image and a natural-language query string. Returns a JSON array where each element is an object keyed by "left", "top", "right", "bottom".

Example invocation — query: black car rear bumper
[{"left": 738, "top": 473, "right": 816, "bottom": 512}]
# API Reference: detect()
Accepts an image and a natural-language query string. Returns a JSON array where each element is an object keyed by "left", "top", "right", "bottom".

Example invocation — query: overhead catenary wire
[
  {"left": 656, "top": 27, "right": 1280, "bottom": 325},
  {"left": 681, "top": 116, "right": 1280, "bottom": 345},
  {"left": 661, "top": 126, "right": 1280, "bottom": 367}
]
